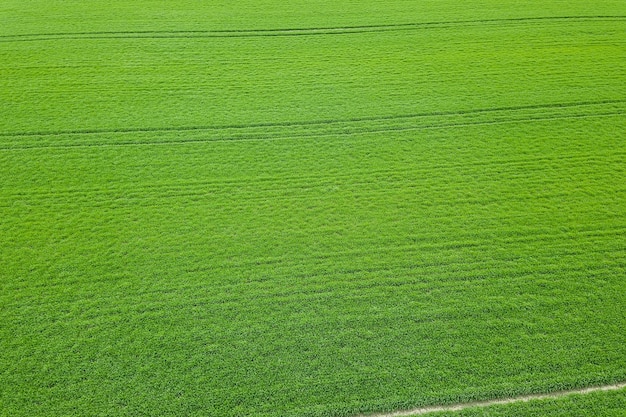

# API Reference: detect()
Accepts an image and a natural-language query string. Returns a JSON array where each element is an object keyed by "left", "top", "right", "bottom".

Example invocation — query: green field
[
  {"left": 1, "top": 1, "right": 625, "bottom": 416},
  {"left": 430, "top": 387, "right": 626, "bottom": 416}
]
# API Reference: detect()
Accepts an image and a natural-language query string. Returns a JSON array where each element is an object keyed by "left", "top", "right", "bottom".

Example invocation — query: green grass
[
  {"left": 1, "top": 1, "right": 625, "bottom": 416},
  {"left": 430, "top": 387, "right": 626, "bottom": 416}
]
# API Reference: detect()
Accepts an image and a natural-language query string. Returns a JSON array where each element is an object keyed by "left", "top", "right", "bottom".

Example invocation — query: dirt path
[{"left": 359, "top": 382, "right": 626, "bottom": 417}]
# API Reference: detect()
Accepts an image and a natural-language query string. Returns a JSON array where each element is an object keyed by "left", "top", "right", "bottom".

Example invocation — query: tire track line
[
  {"left": 0, "top": 15, "right": 624, "bottom": 42},
  {"left": 358, "top": 383, "right": 626, "bottom": 417},
  {"left": 0, "top": 98, "right": 623, "bottom": 140},
  {"left": 3, "top": 98, "right": 623, "bottom": 137},
  {"left": 1, "top": 111, "right": 623, "bottom": 151}
]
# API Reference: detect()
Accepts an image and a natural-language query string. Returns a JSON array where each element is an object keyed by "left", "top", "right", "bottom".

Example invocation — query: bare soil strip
[{"left": 360, "top": 383, "right": 626, "bottom": 417}]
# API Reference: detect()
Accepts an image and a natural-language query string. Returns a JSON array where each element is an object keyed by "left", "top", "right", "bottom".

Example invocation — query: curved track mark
[
  {"left": 1, "top": 99, "right": 624, "bottom": 139},
  {"left": 0, "top": 16, "right": 624, "bottom": 42},
  {"left": 1, "top": 112, "right": 623, "bottom": 151},
  {"left": 359, "top": 383, "right": 626, "bottom": 417}
]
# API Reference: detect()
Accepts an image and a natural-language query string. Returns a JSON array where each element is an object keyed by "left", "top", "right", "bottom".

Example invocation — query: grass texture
[
  {"left": 1, "top": 1, "right": 625, "bottom": 416},
  {"left": 430, "top": 386, "right": 626, "bottom": 416}
]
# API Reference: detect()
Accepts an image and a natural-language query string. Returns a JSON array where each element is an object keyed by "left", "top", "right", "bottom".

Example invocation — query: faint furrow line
[
  {"left": 72, "top": 253, "right": 626, "bottom": 289},
  {"left": 240, "top": 260, "right": 626, "bottom": 300},
  {"left": 3, "top": 155, "right": 623, "bottom": 205},
  {"left": 0, "top": 15, "right": 624, "bottom": 42},
  {"left": 3, "top": 149, "right": 622, "bottom": 199},
  {"left": 0, "top": 100, "right": 626, "bottom": 151},
  {"left": 1, "top": 98, "right": 623, "bottom": 138},
  {"left": 181, "top": 252, "right": 626, "bottom": 290},
  {"left": 2, "top": 160, "right": 622, "bottom": 205},
  {"left": 181, "top": 229, "right": 626, "bottom": 275},
  {"left": 2, "top": 157, "right": 622, "bottom": 202},
  {"left": 157, "top": 261, "right": 626, "bottom": 308},
  {"left": 10, "top": 256, "right": 624, "bottom": 306},
  {"left": 3, "top": 111, "right": 625, "bottom": 151},
  {"left": 7, "top": 244, "right": 625, "bottom": 306},
  {"left": 4, "top": 183, "right": 623, "bottom": 215}
]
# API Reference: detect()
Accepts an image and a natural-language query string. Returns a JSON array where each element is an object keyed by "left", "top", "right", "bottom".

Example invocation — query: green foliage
[{"left": 1, "top": 1, "right": 625, "bottom": 416}]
